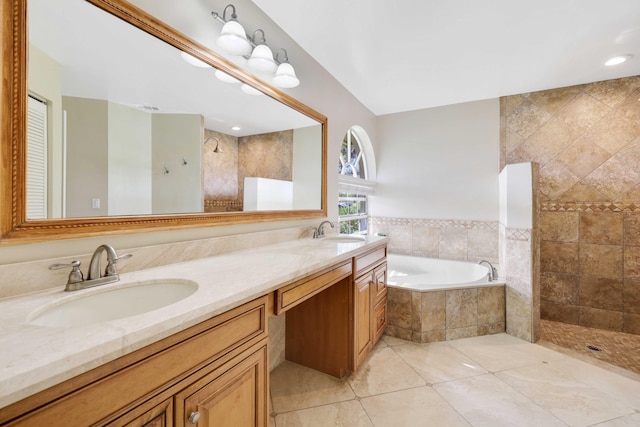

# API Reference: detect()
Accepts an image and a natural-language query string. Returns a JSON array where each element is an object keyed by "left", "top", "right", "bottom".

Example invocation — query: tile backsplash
[
  {"left": 369, "top": 217, "right": 499, "bottom": 264},
  {"left": 0, "top": 226, "right": 311, "bottom": 299}
]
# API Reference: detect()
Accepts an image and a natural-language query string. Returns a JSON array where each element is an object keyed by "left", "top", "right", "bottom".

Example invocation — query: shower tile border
[{"left": 542, "top": 202, "right": 640, "bottom": 213}]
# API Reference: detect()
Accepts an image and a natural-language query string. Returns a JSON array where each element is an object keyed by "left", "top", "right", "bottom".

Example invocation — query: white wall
[
  {"left": 499, "top": 162, "right": 534, "bottom": 229},
  {"left": 152, "top": 114, "right": 203, "bottom": 214},
  {"left": 27, "top": 44, "right": 63, "bottom": 218},
  {"left": 292, "top": 125, "right": 322, "bottom": 210},
  {"left": 108, "top": 103, "right": 153, "bottom": 216},
  {"left": 62, "top": 97, "right": 109, "bottom": 217},
  {"left": 372, "top": 99, "right": 500, "bottom": 221}
]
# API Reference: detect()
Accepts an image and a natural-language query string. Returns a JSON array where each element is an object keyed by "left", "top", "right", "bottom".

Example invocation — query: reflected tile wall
[
  {"left": 502, "top": 75, "right": 640, "bottom": 335},
  {"left": 370, "top": 217, "right": 499, "bottom": 265}
]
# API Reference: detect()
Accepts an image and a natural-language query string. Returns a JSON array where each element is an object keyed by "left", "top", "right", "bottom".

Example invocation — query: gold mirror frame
[{"left": 0, "top": 0, "right": 328, "bottom": 245}]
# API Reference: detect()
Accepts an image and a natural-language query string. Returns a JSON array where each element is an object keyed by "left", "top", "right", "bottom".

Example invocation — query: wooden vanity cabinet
[
  {"left": 283, "top": 244, "right": 388, "bottom": 377},
  {"left": 173, "top": 341, "right": 267, "bottom": 427},
  {"left": 0, "top": 296, "right": 270, "bottom": 427},
  {"left": 353, "top": 246, "right": 388, "bottom": 371}
]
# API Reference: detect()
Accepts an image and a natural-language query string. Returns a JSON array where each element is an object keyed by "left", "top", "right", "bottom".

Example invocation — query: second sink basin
[{"left": 29, "top": 280, "right": 198, "bottom": 328}]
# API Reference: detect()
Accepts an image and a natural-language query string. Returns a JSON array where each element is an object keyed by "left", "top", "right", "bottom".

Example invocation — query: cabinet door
[
  {"left": 354, "top": 274, "right": 373, "bottom": 370},
  {"left": 176, "top": 343, "right": 267, "bottom": 427}
]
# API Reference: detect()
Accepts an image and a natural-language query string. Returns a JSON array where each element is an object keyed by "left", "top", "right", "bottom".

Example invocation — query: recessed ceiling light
[
  {"left": 231, "top": 126, "right": 241, "bottom": 131},
  {"left": 605, "top": 55, "right": 632, "bottom": 66}
]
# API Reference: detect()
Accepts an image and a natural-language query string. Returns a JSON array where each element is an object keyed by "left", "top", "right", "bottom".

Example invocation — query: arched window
[
  {"left": 339, "top": 129, "right": 367, "bottom": 179},
  {"left": 338, "top": 126, "right": 376, "bottom": 235}
]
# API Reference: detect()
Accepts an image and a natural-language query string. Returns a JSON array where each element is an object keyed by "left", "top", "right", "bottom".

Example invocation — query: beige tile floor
[{"left": 270, "top": 333, "right": 640, "bottom": 426}]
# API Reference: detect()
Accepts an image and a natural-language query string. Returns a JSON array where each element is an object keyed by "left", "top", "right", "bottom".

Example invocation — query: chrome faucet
[
  {"left": 313, "top": 220, "right": 335, "bottom": 238},
  {"left": 479, "top": 260, "right": 498, "bottom": 281},
  {"left": 49, "top": 244, "right": 132, "bottom": 291}
]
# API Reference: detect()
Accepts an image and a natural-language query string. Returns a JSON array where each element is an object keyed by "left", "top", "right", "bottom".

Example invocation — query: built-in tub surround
[
  {"left": 501, "top": 75, "right": 640, "bottom": 335},
  {"left": 385, "top": 254, "right": 505, "bottom": 342},
  {"left": 369, "top": 217, "right": 499, "bottom": 265},
  {"left": 0, "top": 234, "right": 388, "bottom": 409}
]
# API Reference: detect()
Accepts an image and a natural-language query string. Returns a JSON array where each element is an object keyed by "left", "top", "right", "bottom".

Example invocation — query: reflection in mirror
[{"left": 26, "top": 0, "right": 322, "bottom": 220}]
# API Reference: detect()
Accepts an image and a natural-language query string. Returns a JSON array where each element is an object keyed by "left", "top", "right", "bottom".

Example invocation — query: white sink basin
[
  {"left": 322, "top": 235, "right": 366, "bottom": 243},
  {"left": 29, "top": 280, "right": 198, "bottom": 327}
]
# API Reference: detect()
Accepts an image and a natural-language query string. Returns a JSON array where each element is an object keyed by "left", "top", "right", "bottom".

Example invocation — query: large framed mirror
[{"left": 0, "top": 0, "right": 327, "bottom": 245}]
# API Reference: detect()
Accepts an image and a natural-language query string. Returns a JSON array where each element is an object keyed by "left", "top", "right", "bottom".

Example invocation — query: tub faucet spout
[{"left": 479, "top": 260, "right": 498, "bottom": 281}]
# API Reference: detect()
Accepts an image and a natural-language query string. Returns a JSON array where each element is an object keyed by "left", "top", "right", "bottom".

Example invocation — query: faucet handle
[
  {"left": 49, "top": 260, "right": 84, "bottom": 284},
  {"left": 116, "top": 253, "right": 133, "bottom": 261},
  {"left": 104, "top": 253, "right": 133, "bottom": 276}
]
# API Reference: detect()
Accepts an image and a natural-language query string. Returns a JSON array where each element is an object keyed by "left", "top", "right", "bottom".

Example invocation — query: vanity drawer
[
  {"left": 374, "top": 263, "right": 387, "bottom": 303},
  {"left": 354, "top": 246, "right": 386, "bottom": 278},
  {"left": 275, "top": 261, "right": 352, "bottom": 314},
  {"left": 3, "top": 296, "right": 269, "bottom": 426}
]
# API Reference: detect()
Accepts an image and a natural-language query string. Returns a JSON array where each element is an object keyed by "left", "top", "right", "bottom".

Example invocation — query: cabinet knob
[{"left": 188, "top": 411, "right": 201, "bottom": 424}]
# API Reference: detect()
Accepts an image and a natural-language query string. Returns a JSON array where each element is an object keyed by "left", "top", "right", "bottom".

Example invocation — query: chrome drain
[{"left": 586, "top": 344, "right": 603, "bottom": 352}]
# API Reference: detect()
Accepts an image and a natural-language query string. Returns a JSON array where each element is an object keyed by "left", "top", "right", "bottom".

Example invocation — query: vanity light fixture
[
  {"left": 246, "top": 30, "right": 277, "bottom": 74},
  {"left": 211, "top": 4, "right": 300, "bottom": 89},
  {"left": 214, "top": 69, "right": 240, "bottom": 83},
  {"left": 180, "top": 51, "right": 210, "bottom": 68},
  {"left": 214, "top": 5, "right": 252, "bottom": 56},
  {"left": 204, "top": 136, "right": 223, "bottom": 153},
  {"left": 273, "top": 49, "right": 300, "bottom": 88},
  {"left": 241, "top": 83, "right": 263, "bottom": 96},
  {"left": 605, "top": 54, "right": 632, "bottom": 66}
]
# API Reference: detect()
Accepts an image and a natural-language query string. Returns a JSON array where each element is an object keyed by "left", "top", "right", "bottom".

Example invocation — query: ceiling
[{"left": 251, "top": 0, "right": 640, "bottom": 116}]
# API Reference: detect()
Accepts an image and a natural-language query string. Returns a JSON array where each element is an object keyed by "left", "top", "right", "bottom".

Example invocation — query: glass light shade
[
  {"left": 180, "top": 52, "right": 210, "bottom": 68},
  {"left": 247, "top": 44, "right": 277, "bottom": 74},
  {"left": 241, "top": 83, "right": 263, "bottom": 96},
  {"left": 214, "top": 69, "right": 240, "bottom": 84},
  {"left": 605, "top": 55, "right": 632, "bottom": 66},
  {"left": 216, "top": 21, "right": 251, "bottom": 56},
  {"left": 272, "top": 63, "right": 300, "bottom": 88}
]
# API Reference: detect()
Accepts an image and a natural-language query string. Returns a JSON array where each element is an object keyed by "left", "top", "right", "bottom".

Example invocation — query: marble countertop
[{"left": 0, "top": 235, "right": 388, "bottom": 409}]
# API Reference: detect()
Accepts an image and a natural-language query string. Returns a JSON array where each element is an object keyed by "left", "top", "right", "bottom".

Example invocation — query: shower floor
[{"left": 539, "top": 319, "right": 640, "bottom": 375}]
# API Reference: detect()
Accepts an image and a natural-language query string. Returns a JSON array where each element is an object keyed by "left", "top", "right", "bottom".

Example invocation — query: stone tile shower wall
[
  {"left": 501, "top": 75, "right": 640, "bottom": 335},
  {"left": 369, "top": 217, "right": 499, "bottom": 264},
  {"left": 203, "top": 129, "right": 293, "bottom": 212}
]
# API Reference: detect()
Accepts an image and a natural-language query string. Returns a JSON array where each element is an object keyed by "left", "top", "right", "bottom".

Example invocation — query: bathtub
[
  {"left": 385, "top": 254, "right": 505, "bottom": 343},
  {"left": 387, "top": 254, "right": 496, "bottom": 291}
]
